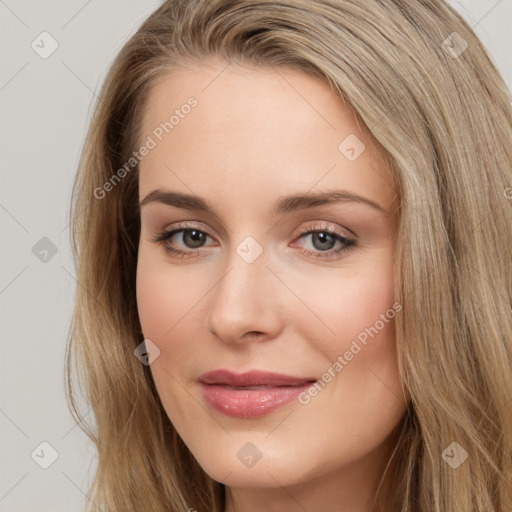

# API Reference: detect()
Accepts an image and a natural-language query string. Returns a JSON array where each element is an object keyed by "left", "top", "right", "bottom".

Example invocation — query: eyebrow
[{"left": 139, "top": 188, "right": 388, "bottom": 215}]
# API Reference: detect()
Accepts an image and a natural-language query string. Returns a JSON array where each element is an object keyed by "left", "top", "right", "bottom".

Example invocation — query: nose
[{"left": 205, "top": 245, "right": 284, "bottom": 345}]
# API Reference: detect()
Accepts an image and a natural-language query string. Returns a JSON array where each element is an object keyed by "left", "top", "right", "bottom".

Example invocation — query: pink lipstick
[{"left": 198, "top": 369, "right": 317, "bottom": 418}]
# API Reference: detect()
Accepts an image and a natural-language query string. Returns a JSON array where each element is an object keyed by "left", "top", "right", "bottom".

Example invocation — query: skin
[{"left": 136, "top": 60, "right": 407, "bottom": 512}]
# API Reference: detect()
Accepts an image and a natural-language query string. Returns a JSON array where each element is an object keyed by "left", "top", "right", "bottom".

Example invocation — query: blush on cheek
[
  {"left": 136, "top": 259, "right": 184, "bottom": 329},
  {"left": 136, "top": 266, "right": 207, "bottom": 375},
  {"left": 325, "top": 292, "right": 398, "bottom": 373},
  {"left": 316, "top": 275, "right": 395, "bottom": 345}
]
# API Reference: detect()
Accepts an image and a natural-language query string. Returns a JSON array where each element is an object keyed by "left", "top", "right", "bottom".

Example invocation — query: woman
[{"left": 65, "top": 1, "right": 512, "bottom": 511}]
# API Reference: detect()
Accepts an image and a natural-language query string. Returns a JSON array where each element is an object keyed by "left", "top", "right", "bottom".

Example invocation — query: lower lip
[{"left": 199, "top": 382, "right": 314, "bottom": 418}]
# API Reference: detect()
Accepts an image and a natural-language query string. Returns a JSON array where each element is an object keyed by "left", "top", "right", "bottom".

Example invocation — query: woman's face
[{"left": 136, "top": 61, "right": 406, "bottom": 501}]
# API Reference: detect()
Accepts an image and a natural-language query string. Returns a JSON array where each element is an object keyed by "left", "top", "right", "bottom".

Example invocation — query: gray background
[{"left": 0, "top": 1, "right": 510, "bottom": 510}]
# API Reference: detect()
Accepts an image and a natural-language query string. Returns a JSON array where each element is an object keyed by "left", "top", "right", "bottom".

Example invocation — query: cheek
[
  {"left": 299, "top": 254, "right": 401, "bottom": 412},
  {"left": 300, "top": 254, "right": 397, "bottom": 360},
  {"left": 288, "top": 266, "right": 403, "bottom": 467},
  {"left": 136, "top": 242, "right": 202, "bottom": 339},
  {"left": 137, "top": 266, "right": 173, "bottom": 344},
  {"left": 135, "top": 251, "right": 206, "bottom": 428},
  {"left": 135, "top": 248, "right": 199, "bottom": 372}
]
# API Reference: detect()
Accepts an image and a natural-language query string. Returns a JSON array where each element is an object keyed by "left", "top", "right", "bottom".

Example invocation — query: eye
[
  {"left": 151, "top": 222, "right": 215, "bottom": 259},
  {"left": 292, "top": 223, "right": 356, "bottom": 260},
  {"left": 151, "top": 221, "right": 357, "bottom": 260}
]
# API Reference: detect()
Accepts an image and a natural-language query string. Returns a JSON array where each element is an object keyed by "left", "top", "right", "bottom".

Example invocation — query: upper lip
[{"left": 198, "top": 369, "right": 317, "bottom": 387}]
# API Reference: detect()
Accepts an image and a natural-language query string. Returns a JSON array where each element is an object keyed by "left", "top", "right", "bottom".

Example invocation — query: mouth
[{"left": 198, "top": 369, "right": 317, "bottom": 418}]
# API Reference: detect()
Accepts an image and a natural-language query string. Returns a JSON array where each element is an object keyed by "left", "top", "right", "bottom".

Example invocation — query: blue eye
[
  {"left": 151, "top": 222, "right": 356, "bottom": 261},
  {"left": 294, "top": 229, "right": 355, "bottom": 259},
  {"left": 152, "top": 226, "right": 214, "bottom": 258}
]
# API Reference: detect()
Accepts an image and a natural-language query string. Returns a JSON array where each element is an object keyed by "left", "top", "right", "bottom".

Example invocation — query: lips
[
  {"left": 198, "top": 369, "right": 317, "bottom": 418},
  {"left": 199, "top": 369, "right": 316, "bottom": 387}
]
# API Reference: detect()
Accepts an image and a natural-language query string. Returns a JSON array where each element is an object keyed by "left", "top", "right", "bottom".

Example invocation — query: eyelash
[{"left": 151, "top": 221, "right": 356, "bottom": 261}]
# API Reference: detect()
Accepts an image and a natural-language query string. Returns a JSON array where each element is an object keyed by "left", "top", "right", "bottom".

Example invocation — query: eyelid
[
  {"left": 163, "top": 220, "right": 217, "bottom": 239},
  {"left": 157, "top": 220, "right": 355, "bottom": 243},
  {"left": 295, "top": 222, "right": 355, "bottom": 240},
  {"left": 154, "top": 218, "right": 357, "bottom": 260}
]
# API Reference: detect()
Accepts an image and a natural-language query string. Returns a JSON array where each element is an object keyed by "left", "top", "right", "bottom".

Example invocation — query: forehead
[{"left": 138, "top": 62, "right": 396, "bottom": 214}]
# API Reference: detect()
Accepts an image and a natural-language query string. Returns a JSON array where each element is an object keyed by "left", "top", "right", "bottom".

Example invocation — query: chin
[
  {"left": 188, "top": 436, "right": 321, "bottom": 489},
  {"left": 200, "top": 458, "right": 302, "bottom": 488}
]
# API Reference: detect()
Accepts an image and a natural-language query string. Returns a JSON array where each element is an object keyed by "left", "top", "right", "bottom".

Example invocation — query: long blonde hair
[{"left": 65, "top": 1, "right": 512, "bottom": 510}]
